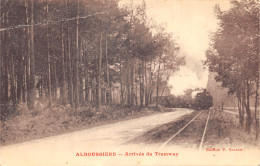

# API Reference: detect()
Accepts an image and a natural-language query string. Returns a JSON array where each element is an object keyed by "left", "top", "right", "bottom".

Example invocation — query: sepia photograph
[{"left": 0, "top": 0, "right": 259, "bottom": 165}]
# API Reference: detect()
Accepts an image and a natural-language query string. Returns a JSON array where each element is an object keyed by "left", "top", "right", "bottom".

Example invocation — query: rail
[{"left": 160, "top": 109, "right": 211, "bottom": 150}]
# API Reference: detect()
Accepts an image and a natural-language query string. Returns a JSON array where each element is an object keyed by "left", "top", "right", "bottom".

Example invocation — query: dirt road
[{"left": 0, "top": 109, "right": 192, "bottom": 166}]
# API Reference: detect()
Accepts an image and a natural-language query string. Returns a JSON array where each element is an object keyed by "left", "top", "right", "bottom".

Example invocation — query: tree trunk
[
  {"left": 131, "top": 58, "right": 135, "bottom": 106},
  {"left": 156, "top": 58, "right": 161, "bottom": 107},
  {"left": 17, "top": 47, "right": 24, "bottom": 104},
  {"left": 139, "top": 61, "right": 144, "bottom": 107},
  {"left": 145, "top": 61, "right": 149, "bottom": 106},
  {"left": 126, "top": 63, "right": 131, "bottom": 106},
  {"left": 60, "top": 23, "right": 68, "bottom": 105},
  {"left": 25, "top": 0, "right": 30, "bottom": 104},
  {"left": 26, "top": 39, "right": 30, "bottom": 104},
  {"left": 22, "top": 68, "right": 26, "bottom": 102},
  {"left": 120, "top": 61, "right": 124, "bottom": 105},
  {"left": 242, "top": 88, "right": 245, "bottom": 127},
  {"left": 255, "top": 71, "right": 259, "bottom": 140},
  {"left": 135, "top": 79, "right": 138, "bottom": 105},
  {"left": 65, "top": 0, "right": 73, "bottom": 107},
  {"left": 85, "top": 71, "right": 89, "bottom": 102},
  {"left": 79, "top": 40, "right": 84, "bottom": 105},
  {"left": 104, "top": 31, "right": 111, "bottom": 104},
  {"left": 2, "top": 40, "right": 9, "bottom": 103},
  {"left": 245, "top": 80, "right": 252, "bottom": 133},
  {"left": 53, "top": 60, "right": 57, "bottom": 100},
  {"left": 84, "top": 51, "right": 89, "bottom": 102},
  {"left": 16, "top": 23, "right": 26, "bottom": 103},
  {"left": 39, "top": 75, "right": 43, "bottom": 98},
  {"left": 96, "top": 25, "right": 102, "bottom": 109},
  {"left": 74, "top": 0, "right": 80, "bottom": 108},
  {"left": 0, "top": 4, "right": 2, "bottom": 104},
  {"left": 67, "top": 28, "right": 74, "bottom": 107},
  {"left": 46, "top": 0, "right": 52, "bottom": 106},
  {"left": 238, "top": 95, "right": 243, "bottom": 126},
  {"left": 91, "top": 79, "right": 96, "bottom": 103},
  {"left": 149, "top": 62, "right": 154, "bottom": 105},
  {"left": 10, "top": 54, "right": 16, "bottom": 105},
  {"left": 27, "top": 0, "right": 35, "bottom": 110},
  {"left": 1, "top": 9, "right": 9, "bottom": 104}
]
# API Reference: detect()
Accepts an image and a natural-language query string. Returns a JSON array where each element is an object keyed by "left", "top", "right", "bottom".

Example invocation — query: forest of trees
[
  {"left": 0, "top": 0, "right": 184, "bottom": 115},
  {"left": 205, "top": 0, "right": 259, "bottom": 138}
]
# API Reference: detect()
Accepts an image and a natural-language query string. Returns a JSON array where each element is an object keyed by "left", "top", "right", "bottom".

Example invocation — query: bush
[
  {"left": 78, "top": 108, "right": 95, "bottom": 118},
  {"left": 0, "top": 104, "right": 17, "bottom": 122}
]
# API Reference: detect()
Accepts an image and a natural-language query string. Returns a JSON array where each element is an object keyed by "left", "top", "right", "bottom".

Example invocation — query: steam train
[
  {"left": 192, "top": 89, "right": 213, "bottom": 110},
  {"left": 157, "top": 89, "right": 213, "bottom": 110}
]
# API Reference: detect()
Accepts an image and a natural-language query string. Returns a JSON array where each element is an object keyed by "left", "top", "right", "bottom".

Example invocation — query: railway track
[{"left": 160, "top": 109, "right": 211, "bottom": 150}]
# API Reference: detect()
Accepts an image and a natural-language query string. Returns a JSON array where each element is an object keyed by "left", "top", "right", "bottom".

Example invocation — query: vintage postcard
[{"left": 0, "top": 0, "right": 259, "bottom": 165}]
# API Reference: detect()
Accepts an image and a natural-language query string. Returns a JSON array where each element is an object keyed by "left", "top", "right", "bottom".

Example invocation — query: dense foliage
[
  {"left": 205, "top": 0, "right": 259, "bottom": 138},
  {"left": 0, "top": 0, "right": 184, "bottom": 117}
]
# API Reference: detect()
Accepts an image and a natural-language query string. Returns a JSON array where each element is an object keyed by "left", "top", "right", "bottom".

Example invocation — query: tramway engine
[{"left": 192, "top": 89, "right": 213, "bottom": 110}]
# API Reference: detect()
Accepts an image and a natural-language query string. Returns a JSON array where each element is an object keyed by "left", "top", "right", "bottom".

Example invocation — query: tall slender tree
[{"left": 27, "top": 0, "right": 35, "bottom": 110}]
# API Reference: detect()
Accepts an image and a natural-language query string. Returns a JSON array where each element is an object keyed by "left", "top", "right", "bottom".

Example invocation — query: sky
[
  {"left": 146, "top": 0, "right": 231, "bottom": 96},
  {"left": 121, "top": 0, "right": 231, "bottom": 96}
]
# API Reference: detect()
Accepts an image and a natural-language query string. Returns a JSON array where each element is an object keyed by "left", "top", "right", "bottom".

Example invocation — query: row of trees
[
  {"left": 205, "top": 0, "right": 259, "bottom": 138},
  {"left": 0, "top": 0, "right": 184, "bottom": 111}
]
